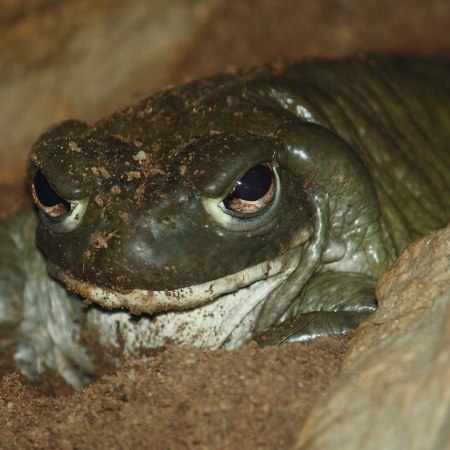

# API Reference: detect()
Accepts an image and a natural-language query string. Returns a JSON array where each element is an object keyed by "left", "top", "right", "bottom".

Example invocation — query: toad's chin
[{"left": 49, "top": 248, "right": 301, "bottom": 316}]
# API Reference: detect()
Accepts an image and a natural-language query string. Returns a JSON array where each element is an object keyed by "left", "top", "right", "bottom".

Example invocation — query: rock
[
  {"left": 0, "top": 0, "right": 219, "bottom": 178},
  {"left": 294, "top": 224, "right": 450, "bottom": 450}
]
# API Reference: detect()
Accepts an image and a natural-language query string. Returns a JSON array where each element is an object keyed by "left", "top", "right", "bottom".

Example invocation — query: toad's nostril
[{"left": 32, "top": 169, "right": 71, "bottom": 217}]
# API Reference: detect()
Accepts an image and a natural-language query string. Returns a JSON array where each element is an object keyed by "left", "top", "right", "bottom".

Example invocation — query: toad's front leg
[{"left": 255, "top": 271, "right": 377, "bottom": 345}]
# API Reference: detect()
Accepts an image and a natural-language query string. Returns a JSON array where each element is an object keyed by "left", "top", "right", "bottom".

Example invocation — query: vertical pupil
[
  {"left": 33, "top": 170, "right": 66, "bottom": 207},
  {"left": 233, "top": 164, "right": 273, "bottom": 201}
]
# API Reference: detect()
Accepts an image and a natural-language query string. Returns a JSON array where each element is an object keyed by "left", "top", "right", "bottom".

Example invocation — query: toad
[{"left": 1, "top": 56, "right": 449, "bottom": 388}]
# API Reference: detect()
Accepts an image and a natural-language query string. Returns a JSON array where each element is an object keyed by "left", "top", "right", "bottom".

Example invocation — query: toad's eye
[
  {"left": 223, "top": 164, "right": 275, "bottom": 213},
  {"left": 31, "top": 169, "right": 88, "bottom": 232},
  {"left": 32, "top": 170, "right": 71, "bottom": 218},
  {"left": 202, "top": 163, "right": 280, "bottom": 232}
]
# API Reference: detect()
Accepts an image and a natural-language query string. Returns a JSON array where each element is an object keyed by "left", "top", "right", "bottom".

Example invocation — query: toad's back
[{"left": 251, "top": 58, "right": 450, "bottom": 252}]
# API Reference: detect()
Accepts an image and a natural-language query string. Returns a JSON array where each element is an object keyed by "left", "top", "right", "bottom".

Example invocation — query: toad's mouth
[{"left": 50, "top": 248, "right": 301, "bottom": 315}]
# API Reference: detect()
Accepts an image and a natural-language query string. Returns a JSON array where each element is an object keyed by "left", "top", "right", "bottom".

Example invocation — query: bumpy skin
[{"left": 1, "top": 57, "right": 449, "bottom": 387}]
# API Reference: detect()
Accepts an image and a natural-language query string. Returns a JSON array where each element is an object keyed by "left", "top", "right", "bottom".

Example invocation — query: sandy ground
[{"left": 0, "top": 339, "right": 349, "bottom": 449}]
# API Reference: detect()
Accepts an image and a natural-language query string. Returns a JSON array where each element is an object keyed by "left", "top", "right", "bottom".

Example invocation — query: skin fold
[{"left": 0, "top": 56, "right": 449, "bottom": 388}]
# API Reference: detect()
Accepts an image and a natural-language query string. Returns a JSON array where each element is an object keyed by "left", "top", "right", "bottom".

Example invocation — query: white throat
[{"left": 85, "top": 250, "right": 301, "bottom": 357}]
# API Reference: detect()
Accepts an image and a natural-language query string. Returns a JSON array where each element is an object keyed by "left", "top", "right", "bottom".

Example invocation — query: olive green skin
[
  {"left": 1, "top": 57, "right": 449, "bottom": 387},
  {"left": 31, "top": 57, "right": 449, "bottom": 294}
]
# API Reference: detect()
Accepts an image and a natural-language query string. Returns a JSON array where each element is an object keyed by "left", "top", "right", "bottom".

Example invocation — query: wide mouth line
[{"left": 50, "top": 247, "right": 301, "bottom": 315}]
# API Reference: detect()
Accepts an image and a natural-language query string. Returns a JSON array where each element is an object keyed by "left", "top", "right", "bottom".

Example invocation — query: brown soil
[{"left": 0, "top": 340, "right": 349, "bottom": 449}]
